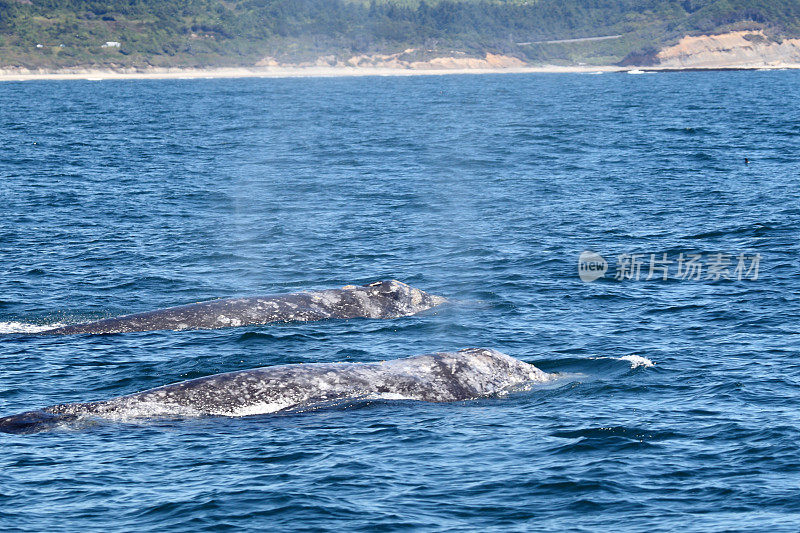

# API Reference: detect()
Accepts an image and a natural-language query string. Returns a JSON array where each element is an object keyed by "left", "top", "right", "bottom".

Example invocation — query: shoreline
[
  {"left": 0, "top": 65, "right": 623, "bottom": 81},
  {"left": 1, "top": 63, "right": 799, "bottom": 81}
]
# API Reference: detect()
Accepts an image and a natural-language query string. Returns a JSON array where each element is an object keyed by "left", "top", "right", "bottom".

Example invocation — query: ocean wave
[
  {"left": 582, "top": 355, "right": 655, "bottom": 369},
  {"left": 0, "top": 321, "right": 62, "bottom": 334},
  {"left": 618, "top": 355, "right": 655, "bottom": 368}
]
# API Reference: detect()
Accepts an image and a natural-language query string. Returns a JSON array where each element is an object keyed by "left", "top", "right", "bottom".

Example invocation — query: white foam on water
[
  {"left": 0, "top": 321, "right": 65, "bottom": 334},
  {"left": 503, "top": 371, "right": 578, "bottom": 394},
  {"left": 588, "top": 354, "right": 655, "bottom": 369},
  {"left": 619, "top": 355, "right": 655, "bottom": 368}
]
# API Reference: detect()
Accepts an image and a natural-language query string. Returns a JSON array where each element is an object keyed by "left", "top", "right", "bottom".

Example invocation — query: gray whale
[
  {"left": 43, "top": 280, "right": 444, "bottom": 335},
  {"left": 0, "top": 349, "right": 551, "bottom": 433}
]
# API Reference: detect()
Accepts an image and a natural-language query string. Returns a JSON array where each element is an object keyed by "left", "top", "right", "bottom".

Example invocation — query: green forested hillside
[{"left": 0, "top": 0, "right": 799, "bottom": 68}]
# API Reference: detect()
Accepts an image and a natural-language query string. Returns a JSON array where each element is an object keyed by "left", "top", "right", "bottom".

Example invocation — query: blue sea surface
[{"left": 1, "top": 71, "right": 799, "bottom": 531}]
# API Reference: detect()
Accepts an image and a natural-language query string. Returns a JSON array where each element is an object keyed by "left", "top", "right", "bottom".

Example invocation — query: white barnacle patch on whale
[
  {"left": 410, "top": 289, "right": 423, "bottom": 307},
  {"left": 226, "top": 400, "right": 297, "bottom": 417},
  {"left": 311, "top": 290, "right": 342, "bottom": 308},
  {"left": 371, "top": 392, "right": 416, "bottom": 401},
  {"left": 352, "top": 290, "right": 384, "bottom": 318},
  {"left": 99, "top": 400, "right": 205, "bottom": 421}
]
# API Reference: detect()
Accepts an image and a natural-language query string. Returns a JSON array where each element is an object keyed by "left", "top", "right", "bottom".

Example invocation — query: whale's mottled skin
[
  {"left": 43, "top": 280, "right": 444, "bottom": 335},
  {"left": 0, "top": 349, "right": 551, "bottom": 433}
]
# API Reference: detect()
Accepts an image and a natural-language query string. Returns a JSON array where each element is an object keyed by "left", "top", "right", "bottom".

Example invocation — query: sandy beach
[
  {"left": 1, "top": 62, "right": 798, "bottom": 81},
  {"left": 0, "top": 64, "right": 634, "bottom": 81}
]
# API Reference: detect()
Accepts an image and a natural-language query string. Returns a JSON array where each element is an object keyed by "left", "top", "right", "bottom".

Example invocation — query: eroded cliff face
[{"left": 656, "top": 31, "right": 800, "bottom": 68}]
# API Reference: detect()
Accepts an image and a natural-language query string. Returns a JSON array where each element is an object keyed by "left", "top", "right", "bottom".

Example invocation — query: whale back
[
  {"left": 0, "top": 349, "right": 550, "bottom": 433},
  {"left": 43, "top": 280, "right": 445, "bottom": 335},
  {"left": 376, "top": 348, "right": 549, "bottom": 401}
]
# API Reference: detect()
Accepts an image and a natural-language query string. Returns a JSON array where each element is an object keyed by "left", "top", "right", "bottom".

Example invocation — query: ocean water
[{"left": 1, "top": 71, "right": 799, "bottom": 531}]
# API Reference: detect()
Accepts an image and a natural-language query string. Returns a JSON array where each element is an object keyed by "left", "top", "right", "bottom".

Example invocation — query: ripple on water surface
[{"left": 1, "top": 71, "right": 800, "bottom": 531}]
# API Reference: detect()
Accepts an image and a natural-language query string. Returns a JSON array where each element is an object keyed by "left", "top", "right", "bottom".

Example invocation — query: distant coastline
[
  {"left": 1, "top": 62, "right": 798, "bottom": 82},
  {"left": 4, "top": 31, "right": 800, "bottom": 81},
  {"left": 0, "top": 64, "right": 621, "bottom": 81}
]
